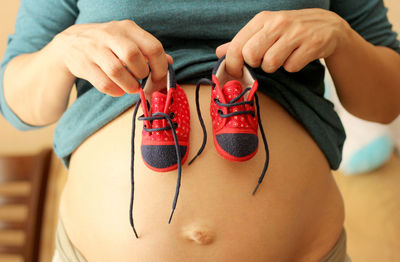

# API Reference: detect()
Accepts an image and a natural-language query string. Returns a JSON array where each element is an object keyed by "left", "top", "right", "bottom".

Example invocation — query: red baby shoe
[
  {"left": 130, "top": 64, "right": 190, "bottom": 238},
  {"left": 190, "top": 56, "right": 269, "bottom": 196},
  {"left": 138, "top": 82, "right": 190, "bottom": 172}
]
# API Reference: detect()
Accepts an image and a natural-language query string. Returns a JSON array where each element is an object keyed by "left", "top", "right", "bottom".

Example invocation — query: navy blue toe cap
[
  {"left": 141, "top": 145, "right": 187, "bottom": 169},
  {"left": 216, "top": 133, "right": 258, "bottom": 158}
]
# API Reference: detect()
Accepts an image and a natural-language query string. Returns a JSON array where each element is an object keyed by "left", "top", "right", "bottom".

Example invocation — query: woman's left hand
[{"left": 216, "top": 8, "right": 351, "bottom": 77}]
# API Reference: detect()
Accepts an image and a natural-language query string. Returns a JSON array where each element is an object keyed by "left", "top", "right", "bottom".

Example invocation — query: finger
[
  {"left": 142, "top": 54, "right": 173, "bottom": 66},
  {"left": 216, "top": 42, "right": 230, "bottom": 58},
  {"left": 166, "top": 54, "right": 174, "bottom": 65},
  {"left": 126, "top": 23, "right": 169, "bottom": 81},
  {"left": 94, "top": 49, "right": 140, "bottom": 94},
  {"left": 261, "top": 35, "right": 300, "bottom": 73},
  {"left": 85, "top": 62, "right": 125, "bottom": 97},
  {"left": 110, "top": 39, "right": 150, "bottom": 80},
  {"left": 150, "top": 74, "right": 168, "bottom": 93},
  {"left": 225, "top": 13, "right": 265, "bottom": 77},
  {"left": 283, "top": 44, "right": 318, "bottom": 73},
  {"left": 242, "top": 28, "right": 280, "bottom": 68}
]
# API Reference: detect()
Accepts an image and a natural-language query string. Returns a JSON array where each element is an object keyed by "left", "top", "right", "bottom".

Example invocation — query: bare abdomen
[{"left": 60, "top": 84, "right": 344, "bottom": 262}]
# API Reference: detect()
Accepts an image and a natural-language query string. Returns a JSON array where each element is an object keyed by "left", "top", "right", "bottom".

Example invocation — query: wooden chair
[{"left": 0, "top": 149, "right": 52, "bottom": 262}]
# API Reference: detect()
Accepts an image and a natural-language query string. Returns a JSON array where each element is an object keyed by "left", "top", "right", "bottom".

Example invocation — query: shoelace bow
[
  {"left": 189, "top": 78, "right": 270, "bottom": 195},
  {"left": 130, "top": 97, "right": 183, "bottom": 239}
]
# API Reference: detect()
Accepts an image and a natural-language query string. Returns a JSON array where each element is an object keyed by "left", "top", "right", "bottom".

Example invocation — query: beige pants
[{"left": 52, "top": 215, "right": 351, "bottom": 262}]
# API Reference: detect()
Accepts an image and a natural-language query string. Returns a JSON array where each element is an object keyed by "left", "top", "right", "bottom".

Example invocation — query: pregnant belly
[{"left": 60, "top": 84, "right": 344, "bottom": 262}]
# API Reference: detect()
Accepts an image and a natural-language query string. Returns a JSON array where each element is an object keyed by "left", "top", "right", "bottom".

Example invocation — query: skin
[{"left": 61, "top": 84, "right": 344, "bottom": 261}]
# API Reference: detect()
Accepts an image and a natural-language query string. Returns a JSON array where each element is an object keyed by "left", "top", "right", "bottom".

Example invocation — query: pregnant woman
[{"left": 1, "top": 0, "right": 399, "bottom": 261}]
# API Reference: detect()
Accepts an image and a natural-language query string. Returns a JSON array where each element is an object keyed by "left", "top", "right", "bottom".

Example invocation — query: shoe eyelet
[
  {"left": 214, "top": 98, "right": 219, "bottom": 104},
  {"left": 173, "top": 122, "right": 178, "bottom": 129},
  {"left": 217, "top": 109, "right": 223, "bottom": 116},
  {"left": 170, "top": 98, "right": 174, "bottom": 104},
  {"left": 169, "top": 112, "right": 175, "bottom": 119}
]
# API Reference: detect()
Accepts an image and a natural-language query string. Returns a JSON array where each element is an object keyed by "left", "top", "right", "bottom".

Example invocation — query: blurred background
[{"left": 0, "top": 1, "right": 399, "bottom": 262}]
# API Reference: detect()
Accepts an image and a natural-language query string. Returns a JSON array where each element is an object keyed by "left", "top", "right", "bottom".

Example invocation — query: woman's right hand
[{"left": 54, "top": 20, "right": 172, "bottom": 97}]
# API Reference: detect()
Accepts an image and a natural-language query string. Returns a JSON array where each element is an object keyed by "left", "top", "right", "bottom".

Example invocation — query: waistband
[
  {"left": 54, "top": 215, "right": 87, "bottom": 262},
  {"left": 320, "top": 229, "right": 351, "bottom": 262}
]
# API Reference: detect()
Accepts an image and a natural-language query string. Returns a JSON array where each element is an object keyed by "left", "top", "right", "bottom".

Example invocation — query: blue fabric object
[
  {"left": 342, "top": 135, "right": 393, "bottom": 174},
  {"left": 1, "top": 0, "right": 399, "bottom": 168}
]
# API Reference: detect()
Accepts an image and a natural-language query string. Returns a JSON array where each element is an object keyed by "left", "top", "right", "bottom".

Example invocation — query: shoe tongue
[
  {"left": 151, "top": 91, "right": 167, "bottom": 114},
  {"left": 150, "top": 91, "right": 169, "bottom": 130},
  {"left": 222, "top": 80, "right": 244, "bottom": 103}
]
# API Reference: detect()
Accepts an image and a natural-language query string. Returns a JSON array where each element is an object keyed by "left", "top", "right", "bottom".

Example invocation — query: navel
[{"left": 182, "top": 224, "right": 215, "bottom": 245}]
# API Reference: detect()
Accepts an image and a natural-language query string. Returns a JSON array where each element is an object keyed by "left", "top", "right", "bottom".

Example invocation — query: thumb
[{"left": 216, "top": 42, "right": 230, "bottom": 58}]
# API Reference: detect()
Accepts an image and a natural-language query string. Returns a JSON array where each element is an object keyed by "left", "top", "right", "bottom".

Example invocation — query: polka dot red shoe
[
  {"left": 130, "top": 64, "right": 190, "bottom": 238},
  {"left": 190, "top": 55, "right": 269, "bottom": 196}
]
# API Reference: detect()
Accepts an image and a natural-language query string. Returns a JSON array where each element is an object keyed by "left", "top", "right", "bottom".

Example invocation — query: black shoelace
[
  {"left": 130, "top": 97, "right": 183, "bottom": 239},
  {"left": 189, "top": 78, "right": 270, "bottom": 195}
]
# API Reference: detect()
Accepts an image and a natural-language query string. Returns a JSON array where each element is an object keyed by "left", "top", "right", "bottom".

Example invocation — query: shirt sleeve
[
  {"left": 0, "top": 0, "right": 78, "bottom": 131},
  {"left": 330, "top": 0, "right": 400, "bottom": 54}
]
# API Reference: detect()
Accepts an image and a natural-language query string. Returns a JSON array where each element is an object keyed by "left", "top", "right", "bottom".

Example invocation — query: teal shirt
[{"left": 1, "top": 0, "right": 399, "bottom": 168}]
